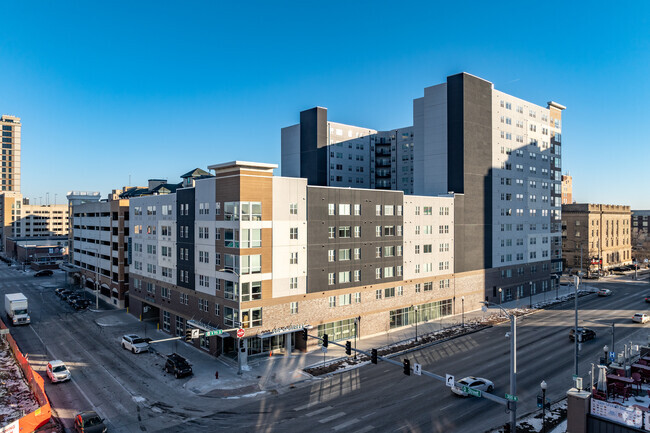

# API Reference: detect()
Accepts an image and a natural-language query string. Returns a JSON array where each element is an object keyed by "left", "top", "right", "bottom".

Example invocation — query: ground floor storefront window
[
  {"left": 247, "top": 333, "right": 293, "bottom": 356},
  {"left": 317, "top": 318, "right": 357, "bottom": 342},
  {"left": 389, "top": 299, "right": 453, "bottom": 329}
]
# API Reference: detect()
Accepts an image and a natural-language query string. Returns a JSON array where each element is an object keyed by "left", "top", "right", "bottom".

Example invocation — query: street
[{"left": 2, "top": 265, "right": 650, "bottom": 432}]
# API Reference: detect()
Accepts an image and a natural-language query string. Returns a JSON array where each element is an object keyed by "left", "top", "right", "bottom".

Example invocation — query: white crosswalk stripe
[
  {"left": 305, "top": 406, "right": 332, "bottom": 417},
  {"left": 318, "top": 412, "right": 345, "bottom": 424},
  {"left": 333, "top": 418, "right": 360, "bottom": 431}
]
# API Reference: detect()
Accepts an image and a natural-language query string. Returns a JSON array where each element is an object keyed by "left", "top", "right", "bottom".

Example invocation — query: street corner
[{"left": 94, "top": 313, "right": 135, "bottom": 327}]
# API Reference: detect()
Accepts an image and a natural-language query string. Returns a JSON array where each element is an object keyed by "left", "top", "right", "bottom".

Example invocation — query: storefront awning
[{"left": 257, "top": 324, "right": 307, "bottom": 339}]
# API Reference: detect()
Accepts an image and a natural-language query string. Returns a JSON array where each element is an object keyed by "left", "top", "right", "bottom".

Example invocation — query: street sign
[
  {"left": 205, "top": 330, "right": 223, "bottom": 337},
  {"left": 190, "top": 329, "right": 199, "bottom": 339},
  {"left": 609, "top": 351, "right": 616, "bottom": 362},
  {"left": 321, "top": 345, "right": 328, "bottom": 353},
  {"left": 572, "top": 374, "right": 578, "bottom": 380},
  {"left": 446, "top": 374, "right": 454, "bottom": 388},
  {"left": 236, "top": 328, "right": 245, "bottom": 338},
  {"left": 461, "top": 386, "right": 481, "bottom": 397},
  {"left": 505, "top": 393, "right": 518, "bottom": 401},
  {"left": 413, "top": 363, "right": 422, "bottom": 376}
]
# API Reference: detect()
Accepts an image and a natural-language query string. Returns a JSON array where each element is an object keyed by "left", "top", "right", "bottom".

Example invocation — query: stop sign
[{"left": 237, "top": 328, "right": 245, "bottom": 338}]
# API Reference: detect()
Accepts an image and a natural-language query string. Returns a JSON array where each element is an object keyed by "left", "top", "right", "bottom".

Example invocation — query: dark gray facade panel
[
  {"left": 300, "top": 107, "right": 328, "bottom": 186},
  {"left": 177, "top": 187, "right": 195, "bottom": 290},
  {"left": 447, "top": 73, "right": 493, "bottom": 273},
  {"left": 306, "top": 187, "right": 404, "bottom": 294}
]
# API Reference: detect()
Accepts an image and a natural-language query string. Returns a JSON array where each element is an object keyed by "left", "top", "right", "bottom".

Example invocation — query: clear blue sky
[{"left": 2, "top": 1, "right": 649, "bottom": 207}]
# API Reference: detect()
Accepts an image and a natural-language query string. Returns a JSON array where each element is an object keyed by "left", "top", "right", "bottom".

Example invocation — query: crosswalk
[{"left": 295, "top": 403, "right": 374, "bottom": 432}]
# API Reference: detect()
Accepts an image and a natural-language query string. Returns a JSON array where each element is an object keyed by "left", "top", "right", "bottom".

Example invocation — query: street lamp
[
  {"left": 529, "top": 281, "right": 533, "bottom": 308},
  {"left": 574, "top": 275, "right": 580, "bottom": 378},
  {"left": 413, "top": 305, "right": 419, "bottom": 342},
  {"left": 541, "top": 380, "right": 548, "bottom": 433},
  {"left": 219, "top": 267, "right": 243, "bottom": 375},
  {"left": 461, "top": 296, "right": 465, "bottom": 328},
  {"left": 498, "top": 288, "right": 503, "bottom": 308},
  {"left": 482, "top": 301, "right": 517, "bottom": 433}
]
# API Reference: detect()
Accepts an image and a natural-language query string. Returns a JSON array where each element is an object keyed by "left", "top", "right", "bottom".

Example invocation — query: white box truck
[{"left": 4, "top": 293, "right": 30, "bottom": 325}]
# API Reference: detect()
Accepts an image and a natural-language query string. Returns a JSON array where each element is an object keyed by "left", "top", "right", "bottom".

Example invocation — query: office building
[
  {"left": 562, "top": 203, "right": 632, "bottom": 274},
  {"left": 1, "top": 115, "right": 21, "bottom": 193}
]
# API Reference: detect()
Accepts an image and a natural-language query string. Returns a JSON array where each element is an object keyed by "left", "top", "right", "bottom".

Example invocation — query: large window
[
  {"left": 389, "top": 299, "right": 453, "bottom": 329},
  {"left": 241, "top": 255, "right": 261, "bottom": 274},
  {"left": 225, "top": 202, "right": 262, "bottom": 221},
  {"left": 224, "top": 307, "right": 239, "bottom": 327},
  {"left": 241, "top": 229, "right": 261, "bottom": 248},
  {"left": 317, "top": 318, "right": 357, "bottom": 343}
]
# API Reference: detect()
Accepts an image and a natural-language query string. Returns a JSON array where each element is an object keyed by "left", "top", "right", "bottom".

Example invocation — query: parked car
[
  {"left": 71, "top": 299, "right": 90, "bottom": 310},
  {"left": 569, "top": 327, "right": 596, "bottom": 342},
  {"left": 46, "top": 360, "right": 71, "bottom": 383},
  {"left": 67, "top": 295, "right": 83, "bottom": 305},
  {"left": 597, "top": 289, "right": 612, "bottom": 297},
  {"left": 74, "top": 411, "right": 107, "bottom": 433},
  {"left": 121, "top": 334, "right": 150, "bottom": 354},
  {"left": 164, "top": 353, "right": 193, "bottom": 378},
  {"left": 451, "top": 376, "right": 494, "bottom": 397},
  {"left": 633, "top": 313, "right": 650, "bottom": 324},
  {"left": 57, "top": 290, "right": 73, "bottom": 299},
  {"left": 34, "top": 269, "right": 53, "bottom": 277}
]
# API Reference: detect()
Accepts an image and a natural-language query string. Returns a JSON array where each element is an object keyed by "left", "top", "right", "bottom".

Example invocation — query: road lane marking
[
  {"left": 333, "top": 418, "right": 360, "bottom": 431},
  {"left": 319, "top": 412, "right": 345, "bottom": 423},
  {"left": 353, "top": 426, "right": 375, "bottom": 433},
  {"left": 305, "top": 406, "right": 332, "bottom": 417},
  {"left": 439, "top": 403, "right": 453, "bottom": 410},
  {"left": 361, "top": 411, "right": 376, "bottom": 419},
  {"left": 294, "top": 403, "right": 317, "bottom": 411}
]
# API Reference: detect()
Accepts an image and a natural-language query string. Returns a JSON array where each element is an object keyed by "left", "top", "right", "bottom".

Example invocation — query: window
[
  {"left": 338, "top": 226, "right": 351, "bottom": 238},
  {"left": 290, "top": 277, "right": 298, "bottom": 289},
  {"left": 384, "top": 287, "right": 395, "bottom": 298},
  {"left": 224, "top": 307, "right": 238, "bottom": 327},
  {"left": 354, "top": 226, "right": 361, "bottom": 237},
  {"left": 354, "top": 204, "right": 361, "bottom": 215},
  {"left": 241, "top": 229, "right": 262, "bottom": 248},
  {"left": 328, "top": 203, "right": 335, "bottom": 215},
  {"left": 240, "top": 255, "right": 261, "bottom": 274},
  {"left": 354, "top": 248, "right": 361, "bottom": 260},
  {"left": 375, "top": 247, "right": 382, "bottom": 258},
  {"left": 354, "top": 292, "right": 361, "bottom": 303},
  {"left": 289, "top": 227, "right": 298, "bottom": 240},
  {"left": 376, "top": 226, "right": 382, "bottom": 237},
  {"left": 215, "top": 303, "right": 220, "bottom": 316},
  {"left": 289, "top": 203, "right": 298, "bottom": 215},
  {"left": 339, "top": 293, "right": 352, "bottom": 305},
  {"left": 384, "top": 226, "right": 395, "bottom": 236},
  {"left": 328, "top": 273, "right": 335, "bottom": 285},
  {"left": 241, "top": 308, "right": 262, "bottom": 328},
  {"left": 376, "top": 205, "right": 382, "bottom": 216},
  {"left": 384, "top": 205, "right": 394, "bottom": 216},
  {"left": 339, "top": 249, "right": 351, "bottom": 261},
  {"left": 328, "top": 227, "right": 336, "bottom": 239},
  {"left": 290, "top": 252, "right": 298, "bottom": 264},
  {"left": 353, "top": 270, "right": 360, "bottom": 282},
  {"left": 290, "top": 302, "right": 298, "bottom": 315},
  {"left": 384, "top": 267, "right": 394, "bottom": 278},
  {"left": 339, "top": 204, "right": 350, "bottom": 215},
  {"left": 241, "top": 281, "right": 262, "bottom": 301},
  {"left": 424, "top": 282, "right": 433, "bottom": 291},
  {"left": 423, "top": 244, "right": 432, "bottom": 254},
  {"left": 328, "top": 249, "right": 336, "bottom": 262},
  {"left": 198, "top": 274, "right": 209, "bottom": 287},
  {"left": 329, "top": 296, "right": 336, "bottom": 307},
  {"left": 375, "top": 289, "right": 382, "bottom": 300},
  {"left": 375, "top": 268, "right": 382, "bottom": 279}
]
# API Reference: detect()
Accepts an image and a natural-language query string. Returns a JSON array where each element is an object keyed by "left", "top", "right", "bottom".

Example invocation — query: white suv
[
  {"left": 121, "top": 334, "right": 150, "bottom": 353},
  {"left": 633, "top": 313, "right": 650, "bottom": 324},
  {"left": 46, "top": 360, "right": 71, "bottom": 383}
]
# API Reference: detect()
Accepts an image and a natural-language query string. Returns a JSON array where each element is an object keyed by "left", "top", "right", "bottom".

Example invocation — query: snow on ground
[
  {"left": 0, "top": 338, "right": 40, "bottom": 426},
  {"left": 488, "top": 399, "right": 567, "bottom": 433}
]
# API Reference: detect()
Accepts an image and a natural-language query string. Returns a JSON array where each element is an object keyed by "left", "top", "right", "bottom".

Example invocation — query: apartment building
[
  {"left": 562, "top": 175, "right": 573, "bottom": 204},
  {"left": 283, "top": 73, "right": 564, "bottom": 304},
  {"left": 562, "top": 204, "right": 632, "bottom": 274},
  {"left": 632, "top": 210, "right": 650, "bottom": 239},
  {"left": 69, "top": 195, "right": 131, "bottom": 307},
  {"left": 1, "top": 115, "right": 21, "bottom": 193},
  {"left": 128, "top": 161, "right": 469, "bottom": 362}
]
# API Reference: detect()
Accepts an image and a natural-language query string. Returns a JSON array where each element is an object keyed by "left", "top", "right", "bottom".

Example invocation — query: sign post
[
  {"left": 446, "top": 374, "right": 454, "bottom": 388},
  {"left": 413, "top": 363, "right": 422, "bottom": 376}
]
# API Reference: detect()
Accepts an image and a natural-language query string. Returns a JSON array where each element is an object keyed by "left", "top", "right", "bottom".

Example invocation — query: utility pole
[
  {"left": 574, "top": 275, "right": 580, "bottom": 378},
  {"left": 510, "top": 314, "right": 517, "bottom": 433}
]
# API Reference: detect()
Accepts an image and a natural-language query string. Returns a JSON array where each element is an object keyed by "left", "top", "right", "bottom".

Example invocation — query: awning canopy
[{"left": 257, "top": 324, "right": 307, "bottom": 339}]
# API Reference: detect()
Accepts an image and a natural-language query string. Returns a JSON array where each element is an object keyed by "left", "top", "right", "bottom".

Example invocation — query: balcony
[{"left": 376, "top": 158, "right": 391, "bottom": 167}]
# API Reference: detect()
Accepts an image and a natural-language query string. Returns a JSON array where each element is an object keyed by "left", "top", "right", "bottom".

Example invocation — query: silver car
[
  {"left": 451, "top": 376, "right": 494, "bottom": 397},
  {"left": 46, "top": 360, "right": 71, "bottom": 383},
  {"left": 121, "top": 334, "right": 150, "bottom": 353}
]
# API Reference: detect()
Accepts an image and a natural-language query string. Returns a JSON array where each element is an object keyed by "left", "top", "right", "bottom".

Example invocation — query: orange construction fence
[{"left": 0, "top": 319, "right": 51, "bottom": 432}]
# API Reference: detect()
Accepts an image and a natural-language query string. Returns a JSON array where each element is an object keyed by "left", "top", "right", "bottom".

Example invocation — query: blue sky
[{"left": 1, "top": 1, "right": 649, "bottom": 207}]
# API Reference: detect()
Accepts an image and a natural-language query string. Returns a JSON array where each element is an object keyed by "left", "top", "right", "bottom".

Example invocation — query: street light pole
[
  {"left": 219, "top": 268, "right": 242, "bottom": 375},
  {"left": 461, "top": 297, "right": 465, "bottom": 328},
  {"left": 414, "top": 305, "right": 418, "bottom": 342},
  {"left": 541, "top": 380, "right": 547, "bottom": 433},
  {"left": 574, "top": 275, "right": 580, "bottom": 378},
  {"left": 482, "top": 301, "right": 517, "bottom": 432}
]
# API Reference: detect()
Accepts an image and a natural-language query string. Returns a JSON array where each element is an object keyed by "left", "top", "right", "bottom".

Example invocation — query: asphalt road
[
  {"left": 173, "top": 276, "right": 650, "bottom": 433},
  {"left": 2, "top": 264, "right": 649, "bottom": 433}
]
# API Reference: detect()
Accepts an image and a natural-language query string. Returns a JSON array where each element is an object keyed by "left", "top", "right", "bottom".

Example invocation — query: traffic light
[
  {"left": 345, "top": 341, "right": 351, "bottom": 356},
  {"left": 371, "top": 348, "right": 378, "bottom": 364},
  {"left": 302, "top": 328, "right": 308, "bottom": 341},
  {"left": 322, "top": 333, "right": 329, "bottom": 348},
  {"left": 403, "top": 359, "right": 411, "bottom": 376},
  {"left": 185, "top": 329, "right": 193, "bottom": 342}
]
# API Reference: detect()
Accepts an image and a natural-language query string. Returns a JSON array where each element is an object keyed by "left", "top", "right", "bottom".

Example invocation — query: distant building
[
  {"left": 1, "top": 115, "right": 21, "bottom": 193},
  {"left": 562, "top": 204, "right": 632, "bottom": 274},
  {"left": 5, "top": 236, "right": 69, "bottom": 267},
  {"left": 562, "top": 175, "right": 572, "bottom": 204}
]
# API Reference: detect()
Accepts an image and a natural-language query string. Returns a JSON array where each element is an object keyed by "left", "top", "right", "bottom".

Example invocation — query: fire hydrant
[{"left": 215, "top": 371, "right": 219, "bottom": 380}]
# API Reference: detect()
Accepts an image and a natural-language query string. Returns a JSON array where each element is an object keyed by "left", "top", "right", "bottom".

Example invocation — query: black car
[
  {"left": 71, "top": 299, "right": 91, "bottom": 310},
  {"left": 164, "top": 353, "right": 193, "bottom": 378},
  {"left": 57, "top": 289, "right": 73, "bottom": 299},
  {"left": 67, "top": 295, "right": 82, "bottom": 305},
  {"left": 569, "top": 327, "right": 596, "bottom": 342},
  {"left": 34, "top": 269, "right": 54, "bottom": 277},
  {"left": 74, "top": 411, "right": 107, "bottom": 433}
]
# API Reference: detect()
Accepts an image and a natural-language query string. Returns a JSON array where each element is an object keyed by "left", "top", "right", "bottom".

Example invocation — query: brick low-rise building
[{"left": 562, "top": 203, "right": 632, "bottom": 274}]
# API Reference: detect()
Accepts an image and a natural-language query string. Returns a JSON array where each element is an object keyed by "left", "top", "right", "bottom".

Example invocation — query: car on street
[
  {"left": 74, "top": 411, "right": 107, "bottom": 433},
  {"left": 71, "top": 299, "right": 91, "bottom": 310},
  {"left": 121, "top": 334, "right": 150, "bottom": 353},
  {"left": 56, "top": 289, "right": 73, "bottom": 299},
  {"left": 34, "top": 269, "right": 53, "bottom": 277},
  {"left": 597, "top": 289, "right": 612, "bottom": 296},
  {"left": 569, "top": 327, "right": 596, "bottom": 342},
  {"left": 633, "top": 313, "right": 650, "bottom": 324},
  {"left": 451, "top": 376, "right": 494, "bottom": 397},
  {"left": 645, "top": 297, "right": 650, "bottom": 303},
  {"left": 164, "top": 353, "right": 193, "bottom": 378},
  {"left": 46, "top": 360, "right": 71, "bottom": 383},
  {"left": 67, "top": 295, "right": 83, "bottom": 305}
]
